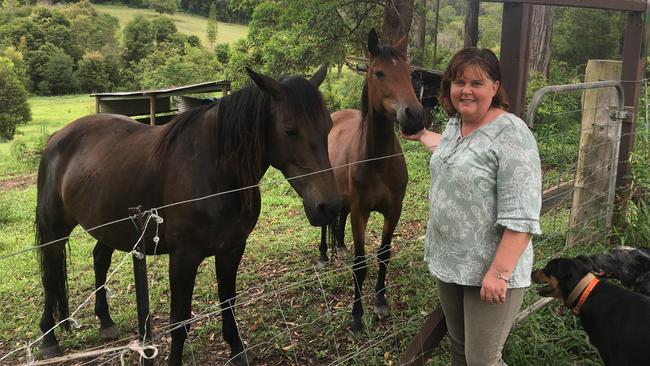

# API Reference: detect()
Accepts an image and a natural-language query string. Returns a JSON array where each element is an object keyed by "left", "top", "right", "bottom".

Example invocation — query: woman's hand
[
  {"left": 400, "top": 129, "right": 441, "bottom": 152},
  {"left": 480, "top": 270, "right": 509, "bottom": 304},
  {"left": 400, "top": 129, "right": 425, "bottom": 141}
]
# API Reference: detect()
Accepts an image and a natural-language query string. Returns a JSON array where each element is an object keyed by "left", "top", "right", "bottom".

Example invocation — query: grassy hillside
[
  {"left": 0, "top": 95, "right": 94, "bottom": 175},
  {"left": 93, "top": 4, "right": 248, "bottom": 46}
]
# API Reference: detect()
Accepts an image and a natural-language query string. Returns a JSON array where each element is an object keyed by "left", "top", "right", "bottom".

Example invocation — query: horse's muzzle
[
  {"left": 397, "top": 105, "right": 426, "bottom": 136},
  {"left": 305, "top": 199, "right": 341, "bottom": 227}
]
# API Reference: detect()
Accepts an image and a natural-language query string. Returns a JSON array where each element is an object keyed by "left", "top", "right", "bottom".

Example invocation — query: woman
[{"left": 403, "top": 48, "right": 542, "bottom": 365}]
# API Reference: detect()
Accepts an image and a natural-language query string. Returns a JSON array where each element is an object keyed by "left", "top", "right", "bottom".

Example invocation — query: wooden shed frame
[
  {"left": 398, "top": 2, "right": 649, "bottom": 365},
  {"left": 91, "top": 80, "right": 231, "bottom": 125}
]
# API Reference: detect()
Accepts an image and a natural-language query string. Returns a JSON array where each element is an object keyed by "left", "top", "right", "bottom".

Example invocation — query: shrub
[
  {"left": 147, "top": 0, "right": 179, "bottom": 15},
  {"left": 10, "top": 127, "right": 48, "bottom": 167},
  {"left": 214, "top": 43, "right": 229, "bottom": 64},
  {"left": 0, "top": 56, "right": 30, "bottom": 141},
  {"left": 76, "top": 51, "right": 112, "bottom": 93}
]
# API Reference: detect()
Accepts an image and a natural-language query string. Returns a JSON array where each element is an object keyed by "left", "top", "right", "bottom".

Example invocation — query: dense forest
[{"left": 0, "top": 0, "right": 631, "bottom": 140}]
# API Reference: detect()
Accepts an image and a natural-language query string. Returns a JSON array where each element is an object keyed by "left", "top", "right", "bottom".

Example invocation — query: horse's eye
[
  {"left": 374, "top": 70, "right": 385, "bottom": 79},
  {"left": 285, "top": 129, "right": 299, "bottom": 138}
]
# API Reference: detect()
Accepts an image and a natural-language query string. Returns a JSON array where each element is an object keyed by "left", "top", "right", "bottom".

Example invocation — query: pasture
[
  {"left": 93, "top": 4, "right": 248, "bottom": 46},
  {"left": 0, "top": 81, "right": 647, "bottom": 365}
]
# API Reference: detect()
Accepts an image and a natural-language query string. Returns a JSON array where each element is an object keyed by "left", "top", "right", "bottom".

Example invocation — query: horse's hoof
[
  {"left": 351, "top": 318, "right": 364, "bottom": 337},
  {"left": 374, "top": 304, "right": 390, "bottom": 318},
  {"left": 100, "top": 324, "right": 120, "bottom": 340},
  {"left": 40, "top": 343, "right": 63, "bottom": 359},
  {"left": 228, "top": 349, "right": 256, "bottom": 366}
]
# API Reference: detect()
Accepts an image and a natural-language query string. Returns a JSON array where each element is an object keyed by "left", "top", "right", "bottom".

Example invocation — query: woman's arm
[
  {"left": 480, "top": 229, "right": 531, "bottom": 303},
  {"left": 401, "top": 129, "right": 441, "bottom": 152}
]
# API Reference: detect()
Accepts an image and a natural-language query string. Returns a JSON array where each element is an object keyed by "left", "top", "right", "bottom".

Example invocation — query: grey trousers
[{"left": 437, "top": 279, "right": 525, "bottom": 366}]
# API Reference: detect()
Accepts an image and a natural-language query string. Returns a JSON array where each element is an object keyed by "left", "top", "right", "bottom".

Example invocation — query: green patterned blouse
[{"left": 424, "top": 113, "right": 542, "bottom": 288}]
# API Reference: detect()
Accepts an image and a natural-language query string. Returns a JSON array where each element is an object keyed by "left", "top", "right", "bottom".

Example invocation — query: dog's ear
[
  {"left": 553, "top": 259, "right": 573, "bottom": 281},
  {"left": 553, "top": 258, "right": 590, "bottom": 299}
]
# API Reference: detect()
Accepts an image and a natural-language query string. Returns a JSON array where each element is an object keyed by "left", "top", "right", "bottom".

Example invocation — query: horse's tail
[{"left": 35, "top": 157, "right": 70, "bottom": 330}]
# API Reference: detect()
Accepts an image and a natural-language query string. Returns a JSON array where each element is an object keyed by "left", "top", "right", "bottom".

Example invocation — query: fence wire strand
[{"left": 2, "top": 78, "right": 649, "bottom": 365}]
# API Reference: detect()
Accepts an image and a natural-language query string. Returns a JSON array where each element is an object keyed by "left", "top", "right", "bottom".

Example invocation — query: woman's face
[{"left": 450, "top": 64, "right": 499, "bottom": 124}]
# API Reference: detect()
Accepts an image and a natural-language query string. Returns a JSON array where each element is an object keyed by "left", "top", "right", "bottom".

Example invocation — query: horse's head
[
  {"left": 366, "top": 28, "right": 425, "bottom": 135},
  {"left": 245, "top": 66, "right": 341, "bottom": 226}
]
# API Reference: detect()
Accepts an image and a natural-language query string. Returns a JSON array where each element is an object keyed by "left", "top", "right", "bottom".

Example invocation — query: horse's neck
[{"left": 362, "top": 108, "right": 398, "bottom": 158}]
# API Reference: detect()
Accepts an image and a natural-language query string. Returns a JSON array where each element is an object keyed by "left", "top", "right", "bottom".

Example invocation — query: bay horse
[
  {"left": 319, "top": 29, "right": 425, "bottom": 333},
  {"left": 36, "top": 66, "right": 340, "bottom": 365}
]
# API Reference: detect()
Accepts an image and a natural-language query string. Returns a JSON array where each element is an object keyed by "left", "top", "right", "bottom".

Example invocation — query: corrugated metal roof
[{"left": 91, "top": 80, "right": 231, "bottom": 99}]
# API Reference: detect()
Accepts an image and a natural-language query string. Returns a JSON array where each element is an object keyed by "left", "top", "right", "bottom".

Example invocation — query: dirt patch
[{"left": 0, "top": 173, "right": 36, "bottom": 192}]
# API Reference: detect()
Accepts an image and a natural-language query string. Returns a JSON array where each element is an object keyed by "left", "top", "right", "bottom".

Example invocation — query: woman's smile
[{"left": 450, "top": 64, "right": 499, "bottom": 126}]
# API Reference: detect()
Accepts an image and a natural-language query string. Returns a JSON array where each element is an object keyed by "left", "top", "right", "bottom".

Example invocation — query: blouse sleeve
[{"left": 493, "top": 121, "right": 542, "bottom": 235}]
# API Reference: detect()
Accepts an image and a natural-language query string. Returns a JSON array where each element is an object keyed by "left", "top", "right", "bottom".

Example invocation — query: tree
[
  {"left": 0, "top": 56, "right": 31, "bottom": 141},
  {"left": 552, "top": 8, "right": 624, "bottom": 71},
  {"left": 463, "top": 0, "right": 478, "bottom": 47},
  {"left": 214, "top": 42, "right": 229, "bottom": 63},
  {"left": 148, "top": 0, "right": 179, "bottom": 15},
  {"left": 41, "top": 45, "right": 76, "bottom": 95},
  {"left": 122, "top": 16, "right": 155, "bottom": 66},
  {"left": 207, "top": 2, "right": 218, "bottom": 50},
  {"left": 413, "top": 0, "right": 426, "bottom": 66},
  {"left": 77, "top": 51, "right": 112, "bottom": 92},
  {"left": 152, "top": 16, "right": 177, "bottom": 44},
  {"left": 382, "top": 0, "right": 415, "bottom": 51},
  {"left": 528, "top": 5, "right": 553, "bottom": 78},
  {"left": 137, "top": 45, "right": 222, "bottom": 89}
]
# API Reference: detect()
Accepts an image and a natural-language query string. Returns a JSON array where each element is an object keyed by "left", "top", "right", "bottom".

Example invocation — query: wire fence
[{"left": 0, "top": 79, "right": 648, "bottom": 365}]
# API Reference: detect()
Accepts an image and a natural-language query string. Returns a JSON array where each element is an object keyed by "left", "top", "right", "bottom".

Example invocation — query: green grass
[
  {"left": 0, "top": 95, "right": 95, "bottom": 175},
  {"left": 93, "top": 4, "right": 248, "bottom": 46},
  {"left": 1, "top": 92, "right": 648, "bottom": 365}
]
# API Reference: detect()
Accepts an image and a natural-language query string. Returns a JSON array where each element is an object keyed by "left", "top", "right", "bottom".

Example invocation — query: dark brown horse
[
  {"left": 36, "top": 66, "right": 340, "bottom": 365},
  {"left": 318, "top": 29, "right": 425, "bottom": 333}
]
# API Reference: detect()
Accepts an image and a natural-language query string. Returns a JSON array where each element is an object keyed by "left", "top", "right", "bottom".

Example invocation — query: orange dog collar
[{"left": 572, "top": 276, "right": 599, "bottom": 316}]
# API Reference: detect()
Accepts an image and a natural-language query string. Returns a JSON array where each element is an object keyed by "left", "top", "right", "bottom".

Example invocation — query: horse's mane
[
  {"left": 157, "top": 85, "right": 271, "bottom": 210},
  {"left": 157, "top": 76, "right": 325, "bottom": 211}
]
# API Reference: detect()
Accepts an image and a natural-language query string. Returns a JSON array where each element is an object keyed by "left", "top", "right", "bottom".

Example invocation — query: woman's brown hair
[{"left": 438, "top": 47, "right": 510, "bottom": 116}]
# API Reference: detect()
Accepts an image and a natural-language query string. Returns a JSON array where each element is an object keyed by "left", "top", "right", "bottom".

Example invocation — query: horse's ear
[
  {"left": 245, "top": 67, "right": 285, "bottom": 99},
  {"left": 368, "top": 28, "right": 380, "bottom": 58},
  {"left": 395, "top": 34, "right": 408, "bottom": 52},
  {"left": 309, "top": 64, "right": 328, "bottom": 88}
]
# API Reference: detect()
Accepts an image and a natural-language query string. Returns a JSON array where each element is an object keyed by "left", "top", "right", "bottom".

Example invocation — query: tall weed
[{"left": 10, "top": 126, "right": 50, "bottom": 170}]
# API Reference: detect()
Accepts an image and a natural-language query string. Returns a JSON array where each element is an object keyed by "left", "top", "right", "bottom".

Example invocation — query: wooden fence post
[
  {"left": 129, "top": 207, "right": 155, "bottom": 366},
  {"left": 566, "top": 60, "right": 622, "bottom": 246},
  {"left": 397, "top": 306, "right": 446, "bottom": 366}
]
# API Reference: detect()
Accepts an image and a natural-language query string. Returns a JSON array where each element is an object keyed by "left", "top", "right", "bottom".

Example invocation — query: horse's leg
[
  {"left": 92, "top": 241, "right": 119, "bottom": 339},
  {"left": 334, "top": 207, "right": 349, "bottom": 257},
  {"left": 215, "top": 244, "right": 255, "bottom": 366},
  {"left": 374, "top": 212, "right": 400, "bottom": 318},
  {"left": 168, "top": 252, "right": 202, "bottom": 366},
  {"left": 318, "top": 225, "right": 329, "bottom": 265},
  {"left": 350, "top": 209, "right": 370, "bottom": 334}
]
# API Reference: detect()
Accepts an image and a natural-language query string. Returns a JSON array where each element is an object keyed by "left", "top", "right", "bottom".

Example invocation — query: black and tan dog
[
  {"left": 582, "top": 246, "right": 650, "bottom": 296},
  {"left": 532, "top": 257, "right": 650, "bottom": 366}
]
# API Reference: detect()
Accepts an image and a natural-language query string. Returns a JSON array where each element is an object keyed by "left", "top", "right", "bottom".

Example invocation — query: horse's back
[
  {"left": 47, "top": 114, "right": 157, "bottom": 150},
  {"left": 38, "top": 114, "right": 164, "bottom": 243},
  {"left": 329, "top": 109, "right": 363, "bottom": 165}
]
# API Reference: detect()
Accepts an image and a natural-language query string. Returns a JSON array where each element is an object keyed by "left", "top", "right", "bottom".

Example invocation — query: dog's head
[
  {"left": 531, "top": 257, "right": 593, "bottom": 302},
  {"left": 588, "top": 247, "right": 650, "bottom": 286}
]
